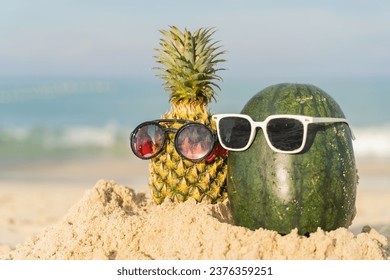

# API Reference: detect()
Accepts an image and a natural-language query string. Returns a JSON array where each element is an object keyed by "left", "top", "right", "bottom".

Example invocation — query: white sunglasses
[{"left": 212, "top": 114, "right": 355, "bottom": 154}]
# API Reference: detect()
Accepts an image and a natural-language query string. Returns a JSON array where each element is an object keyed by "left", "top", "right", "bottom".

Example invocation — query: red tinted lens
[
  {"left": 132, "top": 124, "right": 164, "bottom": 159},
  {"left": 176, "top": 124, "right": 214, "bottom": 161}
]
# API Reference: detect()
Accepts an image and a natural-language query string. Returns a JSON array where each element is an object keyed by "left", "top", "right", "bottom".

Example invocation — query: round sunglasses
[
  {"left": 130, "top": 119, "right": 218, "bottom": 162},
  {"left": 212, "top": 114, "right": 355, "bottom": 154}
]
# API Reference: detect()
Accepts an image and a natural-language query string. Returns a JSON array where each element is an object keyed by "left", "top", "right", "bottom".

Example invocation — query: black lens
[
  {"left": 267, "top": 118, "right": 304, "bottom": 151},
  {"left": 131, "top": 124, "right": 165, "bottom": 159},
  {"left": 175, "top": 124, "right": 214, "bottom": 161},
  {"left": 219, "top": 117, "right": 251, "bottom": 149}
]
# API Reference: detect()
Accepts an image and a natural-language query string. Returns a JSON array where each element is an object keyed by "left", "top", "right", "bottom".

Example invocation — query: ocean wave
[
  {"left": 352, "top": 125, "right": 390, "bottom": 158},
  {"left": 1, "top": 124, "right": 121, "bottom": 148},
  {"left": 47, "top": 125, "right": 120, "bottom": 149},
  {"left": 0, "top": 124, "right": 132, "bottom": 161}
]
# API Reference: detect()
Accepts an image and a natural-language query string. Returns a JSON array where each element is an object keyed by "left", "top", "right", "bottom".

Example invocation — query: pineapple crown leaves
[{"left": 154, "top": 26, "right": 226, "bottom": 105}]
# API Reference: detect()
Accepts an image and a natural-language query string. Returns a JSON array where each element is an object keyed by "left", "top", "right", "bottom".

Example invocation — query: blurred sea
[{"left": 0, "top": 76, "right": 389, "bottom": 160}]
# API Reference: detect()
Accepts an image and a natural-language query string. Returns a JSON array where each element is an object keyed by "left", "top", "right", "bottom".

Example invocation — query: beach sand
[{"left": 0, "top": 156, "right": 389, "bottom": 259}]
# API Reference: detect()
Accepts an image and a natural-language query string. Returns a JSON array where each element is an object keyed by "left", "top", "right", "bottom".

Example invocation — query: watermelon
[{"left": 227, "top": 83, "right": 357, "bottom": 235}]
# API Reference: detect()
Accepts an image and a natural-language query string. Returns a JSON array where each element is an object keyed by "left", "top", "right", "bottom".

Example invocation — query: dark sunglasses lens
[
  {"left": 131, "top": 124, "right": 164, "bottom": 159},
  {"left": 176, "top": 124, "right": 214, "bottom": 161},
  {"left": 267, "top": 118, "right": 304, "bottom": 151},
  {"left": 219, "top": 117, "right": 251, "bottom": 149}
]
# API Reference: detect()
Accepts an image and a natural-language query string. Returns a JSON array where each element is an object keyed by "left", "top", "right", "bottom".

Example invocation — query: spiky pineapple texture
[
  {"left": 150, "top": 26, "right": 228, "bottom": 204},
  {"left": 154, "top": 26, "right": 225, "bottom": 105}
]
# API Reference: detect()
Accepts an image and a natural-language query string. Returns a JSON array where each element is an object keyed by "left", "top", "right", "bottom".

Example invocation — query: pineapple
[{"left": 150, "top": 26, "right": 228, "bottom": 204}]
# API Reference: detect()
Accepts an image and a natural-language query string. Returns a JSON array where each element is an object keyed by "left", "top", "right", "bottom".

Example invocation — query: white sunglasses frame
[{"left": 212, "top": 114, "right": 355, "bottom": 154}]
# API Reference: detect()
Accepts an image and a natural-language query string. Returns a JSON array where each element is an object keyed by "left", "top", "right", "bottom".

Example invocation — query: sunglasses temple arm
[{"left": 311, "top": 117, "right": 356, "bottom": 140}]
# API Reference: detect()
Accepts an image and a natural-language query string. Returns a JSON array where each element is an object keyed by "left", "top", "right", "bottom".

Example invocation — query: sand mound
[{"left": 2, "top": 180, "right": 388, "bottom": 260}]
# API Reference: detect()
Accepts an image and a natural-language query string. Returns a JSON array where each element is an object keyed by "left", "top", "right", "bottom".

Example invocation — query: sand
[
  {"left": 0, "top": 180, "right": 388, "bottom": 260},
  {"left": 0, "top": 156, "right": 389, "bottom": 260}
]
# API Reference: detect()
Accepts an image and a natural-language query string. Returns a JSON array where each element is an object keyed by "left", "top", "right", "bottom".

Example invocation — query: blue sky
[{"left": 1, "top": 0, "right": 390, "bottom": 78}]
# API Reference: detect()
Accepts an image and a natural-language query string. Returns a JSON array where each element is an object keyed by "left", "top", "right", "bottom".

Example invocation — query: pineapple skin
[
  {"left": 149, "top": 102, "right": 228, "bottom": 204},
  {"left": 150, "top": 26, "right": 228, "bottom": 204}
]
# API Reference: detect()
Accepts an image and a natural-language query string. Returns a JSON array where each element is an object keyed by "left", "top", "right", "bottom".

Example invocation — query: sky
[{"left": 1, "top": 0, "right": 390, "bottom": 79}]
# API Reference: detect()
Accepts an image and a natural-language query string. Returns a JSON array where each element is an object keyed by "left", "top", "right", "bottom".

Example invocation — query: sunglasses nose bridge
[
  {"left": 165, "top": 127, "right": 178, "bottom": 134},
  {"left": 252, "top": 120, "right": 266, "bottom": 133}
]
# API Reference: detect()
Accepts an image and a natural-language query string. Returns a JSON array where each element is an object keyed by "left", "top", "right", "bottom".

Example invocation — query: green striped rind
[{"left": 227, "top": 83, "right": 357, "bottom": 235}]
